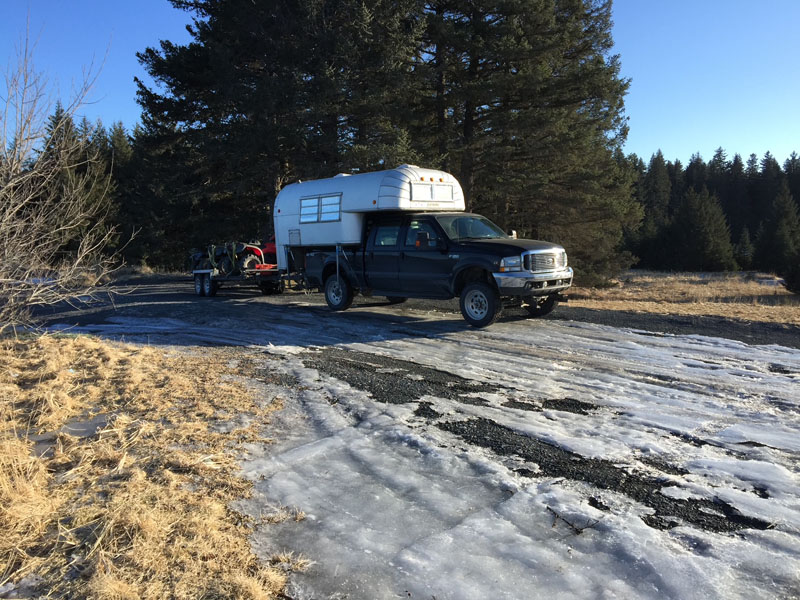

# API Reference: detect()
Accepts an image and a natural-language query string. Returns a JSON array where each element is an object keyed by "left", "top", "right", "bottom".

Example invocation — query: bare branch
[{"left": 1, "top": 31, "right": 120, "bottom": 334}]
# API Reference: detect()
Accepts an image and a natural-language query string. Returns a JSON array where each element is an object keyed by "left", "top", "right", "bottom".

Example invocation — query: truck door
[
  {"left": 364, "top": 219, "right": 402, "bottom": 292},
  {"left": 398, "top": 218, "right": 454, "bottom": 297}
]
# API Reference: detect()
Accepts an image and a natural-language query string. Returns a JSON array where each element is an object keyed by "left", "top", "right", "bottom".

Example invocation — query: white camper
[{"left": 273, "top": 165, "right": 465, "bottom": 270}]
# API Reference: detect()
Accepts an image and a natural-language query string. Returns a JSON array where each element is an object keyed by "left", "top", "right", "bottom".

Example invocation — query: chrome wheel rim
[
  {"left": 328, "top": 280, "right": 343, "bottom": 304},
  {"left": 464, "top": 290, "right": 489, "bottom": 320}
]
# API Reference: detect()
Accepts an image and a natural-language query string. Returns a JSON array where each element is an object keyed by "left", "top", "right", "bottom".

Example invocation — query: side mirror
[
  {"left": 509, "top": 230, "right": 518, "bottom": 239},
  {"left": 415, "top": 231, "right": 431, "bottom": 248}
]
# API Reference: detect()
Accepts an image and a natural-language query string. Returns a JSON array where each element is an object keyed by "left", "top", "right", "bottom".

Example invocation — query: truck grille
[{"left": 523, "top": 251, "right": 567, "bottom": 273}]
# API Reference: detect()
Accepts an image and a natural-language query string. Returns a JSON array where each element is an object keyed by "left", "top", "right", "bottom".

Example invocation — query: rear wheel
[
  {"left": 202, "top": 274, "right": 218, "bottom": 297},
  {"left": 524, "top": 295, "right": 557, "bottom": 317},
  {"left": 459, "top": 282, "right": 501, "bottom": 327},
  {"left": 194, "top": 274, "right": 205, "bottom": 296},
  {"left": 324, "top": 274, "right": 353, "bottom": 311}
]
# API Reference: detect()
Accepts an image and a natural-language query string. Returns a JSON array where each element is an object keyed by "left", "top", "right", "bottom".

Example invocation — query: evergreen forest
[{"left": 27, "top": 0, "right": 800, "bottom": 287}]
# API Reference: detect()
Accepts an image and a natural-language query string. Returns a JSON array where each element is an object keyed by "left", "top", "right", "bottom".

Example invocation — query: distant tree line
[
  {"left": 29, "top": 0, "right": 799, "bottom": 291},
  {"left": 622, "top": 149, "right": 800, "bottom": 285}
]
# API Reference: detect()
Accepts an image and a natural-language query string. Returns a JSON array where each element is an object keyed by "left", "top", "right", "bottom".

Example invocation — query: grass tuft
[
  {"left": 569, "top": 271, "right": 800, "bottom": 325},
  {"left": 0, "top": 334, "right": 292, "bottom": 598}
]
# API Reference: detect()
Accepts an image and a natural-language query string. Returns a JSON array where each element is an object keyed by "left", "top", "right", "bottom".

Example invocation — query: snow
[{"left": 51, "top": 306, "right": 800, "bottom": 599}]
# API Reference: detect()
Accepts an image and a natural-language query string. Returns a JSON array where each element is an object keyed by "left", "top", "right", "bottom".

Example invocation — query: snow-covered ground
[{"left": 53, "top": 303, "right": 800, "bottom": 599}]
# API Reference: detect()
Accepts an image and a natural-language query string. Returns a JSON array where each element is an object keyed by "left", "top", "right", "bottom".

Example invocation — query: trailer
[
  {"left": 192, "top": 264, "right": 282, "bottom": 297},
  {"left": 191, "top": 240, "right": 282, "bottom": 297}
]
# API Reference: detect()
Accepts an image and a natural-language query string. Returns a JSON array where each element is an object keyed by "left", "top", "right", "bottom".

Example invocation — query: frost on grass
[{"left": 0, "top": 335, "right": 289, "bottom": 599}]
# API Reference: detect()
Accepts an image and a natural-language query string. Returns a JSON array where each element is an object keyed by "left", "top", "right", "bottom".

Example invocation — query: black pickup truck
[{"left": 302, "top": 211, "right": 573, "bottom": 327}]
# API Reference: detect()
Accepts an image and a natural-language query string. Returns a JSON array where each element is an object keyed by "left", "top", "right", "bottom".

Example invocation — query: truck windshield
[{"left": 435, "top": 215, "right": 508, "bottom": 241}]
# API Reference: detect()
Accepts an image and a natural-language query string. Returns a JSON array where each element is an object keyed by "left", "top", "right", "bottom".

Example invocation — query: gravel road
[
  {"left": 43, "top": 273, "right": 800, "bottom": 349},
  {"left": 41, "top": 275, "right": 800, "bottom": 599}
]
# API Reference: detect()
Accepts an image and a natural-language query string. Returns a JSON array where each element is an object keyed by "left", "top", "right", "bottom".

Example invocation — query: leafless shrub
[{"left": 0, "top": 34, "right": 118, "bottom": 334}]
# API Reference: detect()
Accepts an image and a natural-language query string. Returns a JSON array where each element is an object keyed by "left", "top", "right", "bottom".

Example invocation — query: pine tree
[
  {"left": 707, "top": 147, "right": 729, "bottom": 215},
  {"left": 39, "top": 105, "right": 115, "bottom": 249},
  {"left": 671, "top": 188, "right": 736, "bottom": 271},
  {"left": 784, "top": 152, "right": 800, "bottom": 208},
  {"left": 643, "top": 151, "right": 671, "bottom": 228},
  {"left": 684, "top": 153, "right": 708, "bottom": 193},
  {"left": 666, "top": 158, "right": 685, "bottom": 220},
  {"left": 413, "top": 0, "right": 637, "bottom": 283},
  {"left": 134, "top": 0, "right": 421, "bottom": 254},
  {"left": 726, "top": 153, "right": 749, "bottom": 239},
  {"left": 734, "top": 228, "right": 754, "bottom": 270},
  {"left": 754, "top": 180, "right": 800, "bottom": 275}
]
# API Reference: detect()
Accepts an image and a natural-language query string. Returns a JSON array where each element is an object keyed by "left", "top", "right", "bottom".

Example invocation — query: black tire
[
  {"left": 459, "top": 282, "right": 501, "bottom": 327},
  {"left": 524, "top": 295, "right": 557, "bottom": 318},
  {"left": 239, "top": 252, "right": 260, "bottom": 272},
  {"left": 259, "top": 281, "right": 283, "bottom": 295},
  {"left": 324, "top": 274, "right": 353, "bottom": 311},
  {"left": 218, "top": 255, "right": 234, "bottom": 276},
  {"left": 202, "top": 274, "right": 218, "bottom": 297},
  {"left": 194, "top": 274, "right": 205, "bottom": 296},
  {"left": 385, "top": 297, "right": 407, "bottom": 305}
]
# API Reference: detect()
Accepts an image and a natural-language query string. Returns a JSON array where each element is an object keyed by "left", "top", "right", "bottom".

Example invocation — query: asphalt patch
[
  {"left": 414, "top": 402, "right": 441, "bottom": 420},
  {"left": 768, "top": 363, "right": 794, "bottom": 375},
  {"left": 541, "top": 397, "right": 596, "bottom": 415},
  {"left": 503, "top": 399, "right": 539, "bottom": 412},
  {"left": 639, "top": 457, "right": 689, "bottom": 476},
  {"left": 439, "top": 417, "right": 770, "bottom": 533},
  {"left": 301, "top": 348, "right": 499, "bottom": 404}
]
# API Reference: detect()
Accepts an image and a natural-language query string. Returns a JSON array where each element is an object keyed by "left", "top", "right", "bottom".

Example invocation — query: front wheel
[
  {"left": 524, "top": 295, "right": 557, "bottom": 318},
  {"left": 324, "top": 274, "right": 353, "bottom": 311},
  {"left": 460, "top": 282, "right": 501, "bottom": 327}
]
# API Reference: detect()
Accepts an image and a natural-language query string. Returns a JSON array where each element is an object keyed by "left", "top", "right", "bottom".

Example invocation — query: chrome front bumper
[{"left": 492, "top": 267, "right": 573, "bottom": 297}]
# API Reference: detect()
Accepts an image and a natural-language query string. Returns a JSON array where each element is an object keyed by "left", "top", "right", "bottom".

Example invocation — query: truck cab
[{"left": 305, "top": 211, "right": 573, "bottom": 327}]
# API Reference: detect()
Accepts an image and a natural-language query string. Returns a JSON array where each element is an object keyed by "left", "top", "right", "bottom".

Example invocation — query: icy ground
[{"left": 53, "top": 302, "right": 800, "bottom": 599}]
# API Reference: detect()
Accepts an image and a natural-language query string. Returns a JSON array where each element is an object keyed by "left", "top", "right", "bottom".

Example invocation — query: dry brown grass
[
  {"left": 568, "top": 271, "right": 800, "bottom": 325},
  {"left": 0, "top": 334, "right": 294, "bottom": 599}
]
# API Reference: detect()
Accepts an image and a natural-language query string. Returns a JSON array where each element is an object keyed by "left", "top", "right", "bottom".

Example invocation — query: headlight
[
  {"left": 499, "top": 256, "right": 522, "bottom": 272},
  {"left": 562, "top": 250, "right": 568, "bottom": 268}
]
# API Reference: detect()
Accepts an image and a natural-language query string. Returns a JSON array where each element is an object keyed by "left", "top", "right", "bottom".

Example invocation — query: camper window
[
  {"left": 320, "top": 195, "right": 341, "bottom": 221},
  {"left": 300, "top": 197, "right": 319, "bottom": 223},
  {"left": 299, "top": 194, "right": 342, "bottom": 223}
]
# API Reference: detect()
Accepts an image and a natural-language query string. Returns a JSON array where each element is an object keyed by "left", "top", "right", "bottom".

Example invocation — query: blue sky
[{"left": 2, "top": 1, "right": 798, "bottom": 165}]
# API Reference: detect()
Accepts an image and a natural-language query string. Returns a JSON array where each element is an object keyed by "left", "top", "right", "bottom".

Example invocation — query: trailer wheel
[
  {"left": 324, "top": 274, "right": 353, "bottom": 311},
  {"left": 259, "top": 281, "right": 283, "bottom": 295},
  {"left": 202, "top": 274, "right": 218, "bottom": 297},
  {"left": 524, "top": 295, "right": 557, "bottom": 318},
  {"left": 460, "top": 282, "right": 501, "bottom": 327},
  {"left": 194, "top": 274, "right": 205, "bottom": 296}
]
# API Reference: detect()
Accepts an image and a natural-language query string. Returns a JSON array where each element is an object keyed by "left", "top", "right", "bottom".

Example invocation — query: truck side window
[
  {"left": 374, "top": 225, "right": 400, "bottom": 247},
  {"left": 405, "top": 220, "right": 439, "bottom": 248}
]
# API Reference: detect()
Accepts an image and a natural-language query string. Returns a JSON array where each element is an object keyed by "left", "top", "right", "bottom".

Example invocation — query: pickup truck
[{"left": 302, "top": 211, "right": 573, "bottom": 327}]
